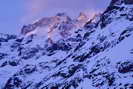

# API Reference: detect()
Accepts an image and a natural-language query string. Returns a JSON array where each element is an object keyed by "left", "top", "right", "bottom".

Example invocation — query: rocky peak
[
  {"left": 21, "top": 13, "right": 72, "bottom": 35},
  {"left": 20, "top": 12, "right": 89, "bottom": 43},
  {"left": 34, "top": 13, "right": 72, "bottom": 27},
  {"left": 98, "top": 0, "right": 133, "bottom": 29},
  {"left": 75, "top": 12, "right": 90, "bottom": 28},
  {"left": 77, "top": 12, "right": 88, "bottom": 22},
  {"left": 56, "top": 13, "right": 72, "bottom": 22}
]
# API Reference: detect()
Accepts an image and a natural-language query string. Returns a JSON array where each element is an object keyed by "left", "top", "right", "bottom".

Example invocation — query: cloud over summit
[{"left": 22, "top": 0, "right": 110, "bottom": 24}]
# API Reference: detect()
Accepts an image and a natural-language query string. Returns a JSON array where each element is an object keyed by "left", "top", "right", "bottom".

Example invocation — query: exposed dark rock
[
  {"left": 53, "top": 64, "right": 82, "bottom": 78},
  {"left": 47, "top": 41, "right": 71, "bottom": 52},
  {"left": 15, "top": 38, "right": 24, "bottom": 43},
  {"left": 0, "top": 38, "right": 8, "bottom": 42},
  {"left": 127, "top": 9, "right": 133, "bottom": 21},
  {"left": 21, "top": 24, "right": 37, "bottom": 35},
  {"left": 118, "top": 28, "right": 133, "bottom": 42},
  {"left": 124, "top": 0, "right": 133, "bottom": 4},
  {"left": 73, "top": 53, "right": 90, "bottom": 62},
  {"left": 83, "top": 30, "right": 95, "bottom": 39},
  {"left": 117, "top": 61, "right": 133, "bottom": 73},
  {"left": 100, "top": 14, "right": 113, "bottom": 28},
  {"left": 21, "top": 48, "right": 39, "bottom": 59},
  {"left": 3, "top": 77, "right": 22, "bottom": 89},
  {"left": 23, "top": 65, "right": 36, "bottom": 74},
  {"left": 0, "top": 34, "right": 16, "bottom": 42},
  {"left": 74, "top": 41, "right": 85, "bottom": 52},
  {"left": 51, "top": 86, "right": 59, "bottom": 89},
  {"left": 0, "top": 53, "right": 7, "bottom": 60},
  {"left": 9, "top": 60, "right": 19, "bottom": 66},
  {"left": 106, "top": 74, "right": 115, "bottom": 86},
  {"left": 0, "top": 61, "right": 8, "bottom": 67}
]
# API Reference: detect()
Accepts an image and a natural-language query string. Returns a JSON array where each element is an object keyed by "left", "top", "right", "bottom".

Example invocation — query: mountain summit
[
  {"left": 0, "top": 0, "right": 133, "bottom": 89},
  {"left": 21, "top": 12, "right": 90, "bottom": 43}
]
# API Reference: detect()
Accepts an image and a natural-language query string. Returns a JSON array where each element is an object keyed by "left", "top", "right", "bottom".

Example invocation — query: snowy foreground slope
[{"left": 0, "top": 0, "right": 133, "bottom": 89}]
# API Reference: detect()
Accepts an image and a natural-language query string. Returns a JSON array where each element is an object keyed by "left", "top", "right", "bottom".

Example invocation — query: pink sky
[
  {"left": 0, "top": 0, "right": 111, "bottom": 34},
  {"left": 22, "top": 0, "right": 111, "bottom": 24}
]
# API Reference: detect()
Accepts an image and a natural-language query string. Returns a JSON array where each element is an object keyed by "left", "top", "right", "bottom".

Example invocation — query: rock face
[
  {"left": 125, "top": 0, "right": 133, "bottom": 4},
  {"left": 0, "top": 0, "right": 133, "bottom": 89}
]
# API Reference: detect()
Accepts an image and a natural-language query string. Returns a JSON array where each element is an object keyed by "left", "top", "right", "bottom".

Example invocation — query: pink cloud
[
  {"left": 21, "top": 0, "right": 46, "bottom": 24},
  {"left": 21, "top": 0, "right": 110, "bottom": 24}
]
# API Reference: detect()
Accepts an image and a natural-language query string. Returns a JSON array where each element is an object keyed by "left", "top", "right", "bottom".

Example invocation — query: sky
[{"left": 0, "top": 0, "right": 111, "bottom": 34}]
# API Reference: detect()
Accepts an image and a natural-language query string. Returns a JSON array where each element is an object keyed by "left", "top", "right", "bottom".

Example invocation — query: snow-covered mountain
[
  {"left": 21, "top": 12, "right": 90, "bottom": 43},
  {"left": 0, "top": 0, "right": 133, "bottom": 89}
]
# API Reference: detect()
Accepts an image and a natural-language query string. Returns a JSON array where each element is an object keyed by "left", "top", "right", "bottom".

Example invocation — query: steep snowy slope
[{"left": 0, "top": 0, "right": 133, "bottom": 89}]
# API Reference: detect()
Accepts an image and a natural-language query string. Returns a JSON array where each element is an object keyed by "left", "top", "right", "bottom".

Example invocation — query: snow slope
[{"left": 0, "top": 0, "right": 133, "bottom": 89}]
